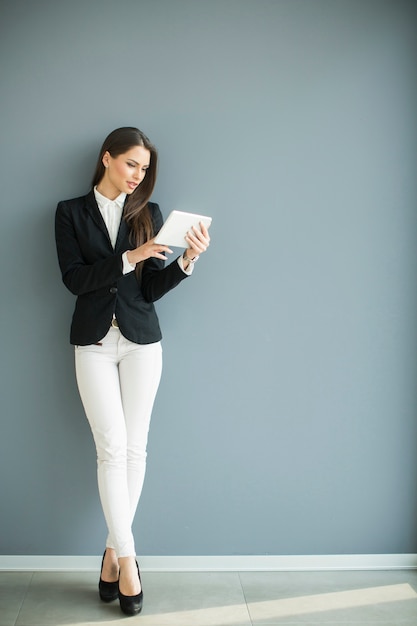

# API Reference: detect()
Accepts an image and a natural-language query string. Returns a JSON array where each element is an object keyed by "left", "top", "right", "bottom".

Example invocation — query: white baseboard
[{"left": 0, "top": 554, "right": 416, "bottom": 572}]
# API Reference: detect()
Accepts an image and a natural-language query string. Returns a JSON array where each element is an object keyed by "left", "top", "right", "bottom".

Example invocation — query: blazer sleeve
[{"left": 55, "top": 200, "right": 124, "bottom": 296}]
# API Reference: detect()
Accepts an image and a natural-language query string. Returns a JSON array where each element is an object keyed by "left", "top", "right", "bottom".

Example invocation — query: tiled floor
[{"left": 1, "top": 569, "right": 417, "bottom": 626}]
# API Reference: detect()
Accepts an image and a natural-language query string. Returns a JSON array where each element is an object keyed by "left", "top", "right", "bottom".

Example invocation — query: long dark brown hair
[{"left": 92, "top": 127, "right": 158, "bottom": 270}]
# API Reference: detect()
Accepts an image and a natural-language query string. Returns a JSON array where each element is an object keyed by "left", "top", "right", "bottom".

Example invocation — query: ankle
[
  {"left": 118, "top": 555, "right": 136, "bottom": 571},
  {"left": 102, "top": 549, "right": 119, "bottom": 579},
  {"left": 118, "top": 557, "right": 141, "bottom": 595},
  {"left": 105, "top": 548, "right": 117, "bottom": 560}
]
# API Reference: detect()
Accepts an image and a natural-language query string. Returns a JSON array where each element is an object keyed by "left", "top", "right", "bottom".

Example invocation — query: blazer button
[{"left": 109, "top": 287, "right": 118, "bottom": 294}]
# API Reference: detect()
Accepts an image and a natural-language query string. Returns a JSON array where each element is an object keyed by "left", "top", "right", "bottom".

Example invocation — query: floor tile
[
  {"left": 0, "top": 572, "right": 33, "bottom": 626},
  {"left": 15, "top": 572, "right": 121, "bottom": 625},
  {"left": 137, "top": 572, "right": 252, "bottom": 625},
  {"left": 239, "top": 571, "right": 417, "bottom": 625}
]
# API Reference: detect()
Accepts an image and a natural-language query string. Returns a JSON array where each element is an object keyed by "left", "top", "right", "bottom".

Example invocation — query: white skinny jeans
[{"left": 75, "top": 326, "right": 162, "bottom": 558}]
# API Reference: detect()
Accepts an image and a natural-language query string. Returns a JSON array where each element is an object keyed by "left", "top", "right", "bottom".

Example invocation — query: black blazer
[{"left": 55, "top": 190, "right": 188, "bottom": 345}]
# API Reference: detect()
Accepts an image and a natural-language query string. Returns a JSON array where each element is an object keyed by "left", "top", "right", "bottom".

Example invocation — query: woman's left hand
[{"left": 184, "top": 221, "right": 211, "bottom": 260}]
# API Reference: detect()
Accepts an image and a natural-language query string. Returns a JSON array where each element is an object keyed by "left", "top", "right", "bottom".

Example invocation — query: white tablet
[{"left": 154, "top": 210, "right": 212, "bottom": 248}]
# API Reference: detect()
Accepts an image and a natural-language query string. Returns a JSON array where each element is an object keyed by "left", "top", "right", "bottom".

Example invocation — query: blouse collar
[{"left": 94, "top": 186, "right": 126, "bottom": 209}]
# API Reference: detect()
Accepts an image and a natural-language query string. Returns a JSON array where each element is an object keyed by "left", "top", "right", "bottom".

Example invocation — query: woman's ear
[{"left": 102, "top": 151, "right": 110, "bottom": 168}]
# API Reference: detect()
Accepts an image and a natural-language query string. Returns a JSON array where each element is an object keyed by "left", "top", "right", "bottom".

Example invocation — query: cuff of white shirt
[
  {"left": 178, "top": 254, "right": 194, "bottom": 275},
  {"left": 122, "top": 251, "right": 135, "bottom": 275},
  {"left": 122, "top": 251, "right": 193, "bottom": 276}
]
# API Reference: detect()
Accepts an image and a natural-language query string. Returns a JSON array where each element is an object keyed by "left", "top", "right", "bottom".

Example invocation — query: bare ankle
[
  {"left": 105, "top": 548, "right": 117, "bottom": 563},
  {"left": 118, "top": 555, "right": 136, "bottom": 569},
  {"left": 118, "top": 556, "right": 141, "bottom": 595}
]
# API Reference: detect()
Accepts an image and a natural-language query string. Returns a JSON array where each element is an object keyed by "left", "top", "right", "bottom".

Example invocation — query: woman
[{"left": 55, "top": 127, "right": 210, "bottom": 616}]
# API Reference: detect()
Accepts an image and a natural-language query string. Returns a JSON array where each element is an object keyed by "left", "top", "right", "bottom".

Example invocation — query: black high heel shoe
[
  {"left": 119, "top": 560, "right": 143, "bottom": 616},
  {"left": 98, "top": 550, "right": 119, "bottom": 603}
]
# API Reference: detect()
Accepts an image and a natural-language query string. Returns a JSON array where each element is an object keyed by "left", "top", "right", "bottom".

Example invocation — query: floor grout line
[
  {"left": 237, "top": 571, "right": 254, "bottom": 626},
  {"left": 12, "top": 570, "right": 34, "bottom": 626}
]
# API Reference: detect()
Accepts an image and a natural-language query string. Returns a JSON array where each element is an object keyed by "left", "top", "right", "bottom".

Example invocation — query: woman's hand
[
  {"left": 126, "top": 238, "right": 173, "bottom": 266},
  {"left": 184, "top": 222, "right": 211, "bottom": 264}
]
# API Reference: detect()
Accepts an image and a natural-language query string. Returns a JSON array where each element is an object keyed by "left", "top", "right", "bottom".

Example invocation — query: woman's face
[{"left": 100, "top": 145, "right": 151, "bottom": 199}]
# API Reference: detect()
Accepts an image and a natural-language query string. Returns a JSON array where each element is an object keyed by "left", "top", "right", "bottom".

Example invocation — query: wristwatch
[{"left": 183, "top": 252, "right": 199, "bottom": 264}]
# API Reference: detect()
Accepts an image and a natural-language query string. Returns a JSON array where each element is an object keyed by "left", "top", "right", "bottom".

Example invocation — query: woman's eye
[{"left": 127, "top": 162, "right": 135, "bottom": 168}]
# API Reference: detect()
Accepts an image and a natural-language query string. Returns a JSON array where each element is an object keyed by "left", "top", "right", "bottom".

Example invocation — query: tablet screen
[{"left": 154, "top": 210, "right": 212, "bottom": 248}]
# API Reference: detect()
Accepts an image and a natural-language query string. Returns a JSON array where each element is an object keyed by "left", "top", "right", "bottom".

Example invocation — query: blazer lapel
[
  {"left": 84, "top": 189, "right": 115, "bottom": 248},
  {"left": 85, "top": 189, "right": 131, "bottom": 252},
  {"left": 115, "top": 201, "right": 130, "bottom": 252}
]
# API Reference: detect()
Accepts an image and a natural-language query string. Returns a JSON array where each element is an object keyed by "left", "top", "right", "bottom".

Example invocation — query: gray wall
[{"left": 1, "top": 0, "right": 416, "bottom": 557}]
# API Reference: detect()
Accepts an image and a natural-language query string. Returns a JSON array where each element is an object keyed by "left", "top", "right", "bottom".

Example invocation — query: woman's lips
[{"left": 127, "top": 182, "right": 138, "bottom": 190}]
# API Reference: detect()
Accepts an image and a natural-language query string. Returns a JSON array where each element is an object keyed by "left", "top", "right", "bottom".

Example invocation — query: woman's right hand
[{"left": 126, "top": 238, "right": 173, "bottom": 266}]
